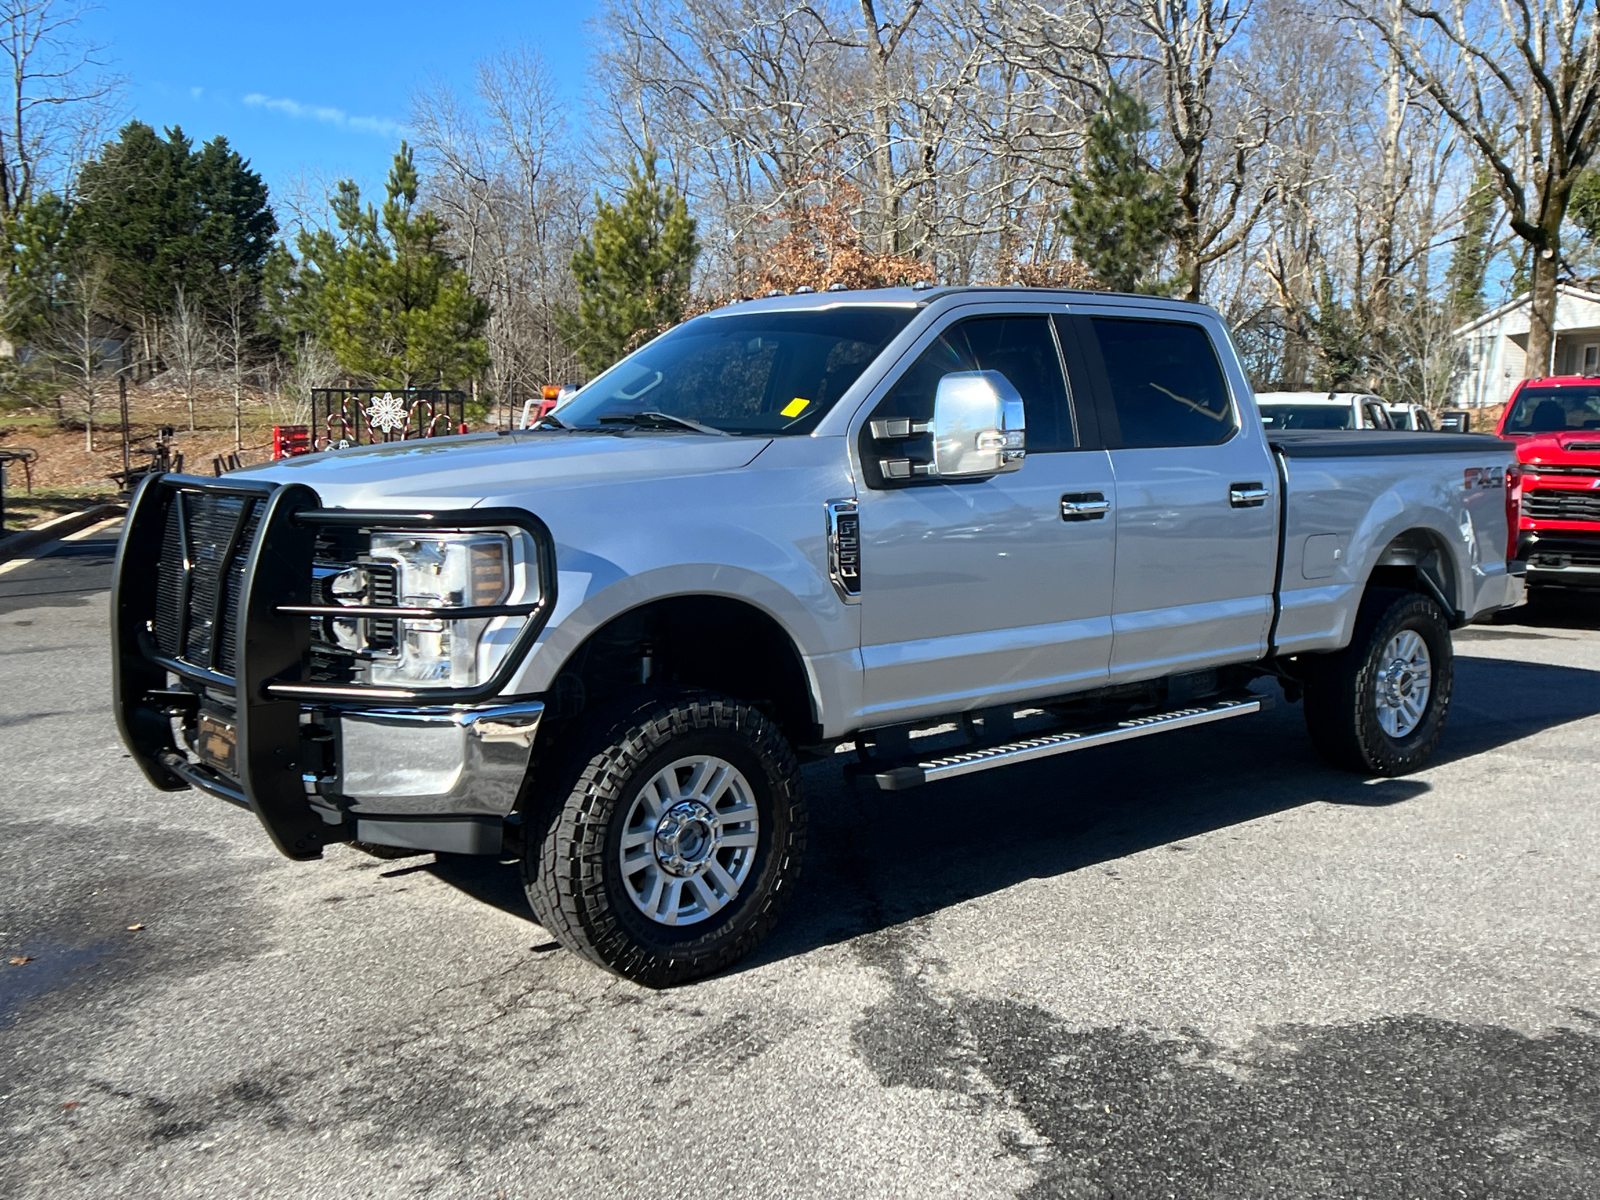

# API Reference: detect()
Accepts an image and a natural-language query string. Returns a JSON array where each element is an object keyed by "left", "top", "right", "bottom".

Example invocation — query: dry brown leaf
[
  {"left": 61, "top": 1101, "right": 81, "bottom": 1110},
  {"left": 8, "top": 955, "right": 31, "bottom": 965}
]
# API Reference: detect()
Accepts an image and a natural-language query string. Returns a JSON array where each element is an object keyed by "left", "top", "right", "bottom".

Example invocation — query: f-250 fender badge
[{"left": 1463, "top": 466, "right": 1504, "bottom": 490}]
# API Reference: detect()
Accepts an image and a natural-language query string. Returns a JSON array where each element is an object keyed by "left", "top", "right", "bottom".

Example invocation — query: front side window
[
  {"left": 1503, "top": 385, "right": 1600, "bottom": 434},
  {"left": 870, "top": 315, "right": 1076, "bottom": 453},
  {"left": 557, "top": 307, "right": 915, "bottom": 435},
  {"left": 1089, "top": 317, "right": 1236, "bottom": 448}
]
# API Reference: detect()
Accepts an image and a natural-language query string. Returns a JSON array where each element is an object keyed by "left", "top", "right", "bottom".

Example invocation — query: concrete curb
[{"left": 0, "top": 503, "right": 126, "bottom": 564}]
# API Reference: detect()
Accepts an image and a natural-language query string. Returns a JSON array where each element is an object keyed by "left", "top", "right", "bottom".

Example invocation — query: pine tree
[
  {"left": 1445, "top": 167, "right": 1496, "bottom": 320},
  {"left": 1059, "top": 86, "right": 1176, "bottom": 294},
  {"left": 71, "top": 122, "right": 277, "bottom": 361},
  {"left": 1, "top": 191, "right": 73, "bottom": 348},
  {"left": 280, "top": 144, "right": 489, "bottom": 390},
  {"left": 1571, "top": 168, "right": 1600, "bottom": 243},
  {"left": 565, "top": 154, "right": 699, "bottom": 374}
]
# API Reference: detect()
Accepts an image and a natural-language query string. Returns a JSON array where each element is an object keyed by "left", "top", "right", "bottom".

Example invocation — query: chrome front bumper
[{"left": 306, "top": 700, "right": 545, "bottom": 854}]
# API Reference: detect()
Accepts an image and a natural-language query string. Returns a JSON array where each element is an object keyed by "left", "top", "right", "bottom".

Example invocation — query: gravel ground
[{"left": 1, "top": 529, "right": 1597, "bottom": 1199}]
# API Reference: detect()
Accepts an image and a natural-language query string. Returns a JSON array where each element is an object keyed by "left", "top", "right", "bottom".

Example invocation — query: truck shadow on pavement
[
  {"left": 1493, "top": 591, "right": 1600, "bottom": 632},
  {"left": 427, "top": 649, "right": 1600, "bottom": 970}
]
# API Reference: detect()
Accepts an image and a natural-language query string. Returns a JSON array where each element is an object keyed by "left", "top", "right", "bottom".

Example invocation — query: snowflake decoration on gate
[{"left": 365, "top": 391, "right": 410, "bottom": 434}]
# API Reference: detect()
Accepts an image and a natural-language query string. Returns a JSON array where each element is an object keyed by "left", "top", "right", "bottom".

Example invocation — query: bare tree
[
  {"left": 412, "top": 45, "right": 587, "bottom": 401},
  {"left": 162, "top": 286, "right": 213, "bottom": 433},
  {"left": 593, "top": 0, "right": 1102, "bottom": 288},
  {"left": 0, "top": 0, "right": 120, "bottom": 218},
  {"left": 36, "top": 252, "right": 108, "bottom": 450},
  {"left": 1346, "top": 0, "right": 1600, "bottom": 376},
  {"left": 215, "top": 278, "right": 250, "bottom": 450},
  {"left": 1113, "top": 0, "right": 1275, "bottom": 302},
  {"left": 280, "top": 337, "right": 338, "bottom": 428}
]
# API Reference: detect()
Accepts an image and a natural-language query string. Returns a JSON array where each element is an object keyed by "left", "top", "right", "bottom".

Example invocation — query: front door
[
  {"left": 854, "top": 308, "right": 1117, "bottom": 725},
  {"left": 1061, "top": 311, "right": 1279, "bottom": 683}
]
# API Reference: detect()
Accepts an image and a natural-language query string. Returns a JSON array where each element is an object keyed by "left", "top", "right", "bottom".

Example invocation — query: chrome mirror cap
[{"left": 930, "top": 371, "right": 1026, "bottom": 477}]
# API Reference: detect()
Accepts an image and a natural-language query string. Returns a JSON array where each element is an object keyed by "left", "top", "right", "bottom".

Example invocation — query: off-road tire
[
  {"left": 523, "top": 692, "right": 806, "bottom": 987},
  {"left": 1302, "top": 587, "right": 1453, "bottom": 775}
]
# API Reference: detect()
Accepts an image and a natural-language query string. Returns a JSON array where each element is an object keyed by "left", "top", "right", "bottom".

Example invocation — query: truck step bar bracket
[{"left": 854, "top": 694, "right": 1267, "bottom": 792}]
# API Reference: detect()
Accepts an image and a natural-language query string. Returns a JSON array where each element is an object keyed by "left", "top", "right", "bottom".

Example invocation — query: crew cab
[
  {"left": 1497, "top": 375, "right": 1600, "bottom": 592},
  {"left": 113, "top": 288, "right": 1523, "bottom": 986},
  {"left": 1255, "top": 391, "right": 1395, "bottom": 430}
]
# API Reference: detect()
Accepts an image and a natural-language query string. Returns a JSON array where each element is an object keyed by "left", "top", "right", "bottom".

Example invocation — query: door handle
[
  {"left": 1229, "top": 482, "right": 1270, "bottom": 508},
  {"left": 1061, "top": 492, "right": 1110, "bottom": 521}
]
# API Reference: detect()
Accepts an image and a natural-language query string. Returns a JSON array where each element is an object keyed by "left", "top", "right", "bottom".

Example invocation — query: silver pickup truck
[{"left": 112, "top": 287, "right": 1523, "bottom": 986}]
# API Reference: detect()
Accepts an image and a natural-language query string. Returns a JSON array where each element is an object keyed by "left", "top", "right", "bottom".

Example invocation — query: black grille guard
[{"left": 112, "top": 473, "right": 556, "bottom": 860}]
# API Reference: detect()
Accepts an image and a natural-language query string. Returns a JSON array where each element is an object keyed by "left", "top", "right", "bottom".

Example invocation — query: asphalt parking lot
[{"left": 2, "top": 525, "right": 1598, "bottom": 1199}]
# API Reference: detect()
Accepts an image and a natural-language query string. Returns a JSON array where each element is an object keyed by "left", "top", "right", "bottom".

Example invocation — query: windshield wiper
[{"left": 597, "top": 410, "right": 730, "bottom": 437}]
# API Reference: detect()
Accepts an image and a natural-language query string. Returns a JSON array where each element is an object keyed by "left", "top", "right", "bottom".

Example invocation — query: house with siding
[{"left": 1451, "top": 284, "right": 1600, "bottom": 409}]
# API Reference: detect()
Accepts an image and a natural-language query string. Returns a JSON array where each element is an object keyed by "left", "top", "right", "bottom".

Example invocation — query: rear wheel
[
  {"left": 1302, "top": 588, "right": 1454, "bottom": 775},
  {"left": 523, "top": 692, "right": 806, "bottom": 987}
]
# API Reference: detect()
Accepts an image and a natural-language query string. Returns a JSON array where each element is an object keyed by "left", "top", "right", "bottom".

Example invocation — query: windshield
[
  {"left": 557, "top": 307, "right": 916, "bottom": 435},
  {"left": 1503, "top": 386, "right": 1600, "bottom": 434},
  {"left": 1258, "top": 404, "right": 1353, "bottom": 430}
]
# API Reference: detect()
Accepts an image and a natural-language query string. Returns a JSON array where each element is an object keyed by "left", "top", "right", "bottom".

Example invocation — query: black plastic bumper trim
[
  {"left": 159, "top": 751, "right": 250, "bottom": 809},
  {"left": 354, "top": 816, "right": 503, "bottom": 856}
]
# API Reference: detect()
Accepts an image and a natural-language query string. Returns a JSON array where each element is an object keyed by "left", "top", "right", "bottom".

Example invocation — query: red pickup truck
[{"left": 1498, "top": 376, "right": 1600, "bottom": 595}]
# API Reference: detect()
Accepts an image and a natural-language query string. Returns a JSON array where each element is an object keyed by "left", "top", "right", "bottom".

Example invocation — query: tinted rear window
[
  {"left": 1090, "top": 318, "right": 1236, "bottom": 448},
  {"left": 1258, "top": 404, "right": 1354, "bottom": 430}
]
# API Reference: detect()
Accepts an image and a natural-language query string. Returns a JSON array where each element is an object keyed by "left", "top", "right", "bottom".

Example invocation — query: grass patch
[{"left": 0, "top": 485, "right": 116, "bottom": 534}]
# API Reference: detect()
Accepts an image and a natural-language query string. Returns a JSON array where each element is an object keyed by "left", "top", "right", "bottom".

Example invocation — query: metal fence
[{"left": 308, "top": 389, "right": 468, "bottom": 452}]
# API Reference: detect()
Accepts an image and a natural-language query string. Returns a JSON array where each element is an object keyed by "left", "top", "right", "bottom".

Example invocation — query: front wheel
[
  {"left": 523, "top": 693, "right": 806, "bottom": 987},
  {"left": 1302, "top": 588, "right": 1454, "bottom": 775}
]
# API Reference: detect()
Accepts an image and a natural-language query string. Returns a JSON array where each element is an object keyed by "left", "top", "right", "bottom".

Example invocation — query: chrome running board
[{"left": 866, "top": 695, "right": 1264, "bottom": 791}]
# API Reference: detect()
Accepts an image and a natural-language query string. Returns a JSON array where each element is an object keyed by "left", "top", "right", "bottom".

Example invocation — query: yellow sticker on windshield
[{"left": 781, "top": 398, "right": 810, "bottom": 418}]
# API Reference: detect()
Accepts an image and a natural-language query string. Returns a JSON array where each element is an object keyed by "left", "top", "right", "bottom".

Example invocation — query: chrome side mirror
[{"left": 931, "top": 371, "right": 1026, "bottom": 477}]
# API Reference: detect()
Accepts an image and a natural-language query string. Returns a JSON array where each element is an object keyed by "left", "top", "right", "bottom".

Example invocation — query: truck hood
[
  {"left": 238, "top": 430, "right": 772, "bottom": 509},
  {"left": 1513, "top": 430, "right": 1600, "bottom": 466}
]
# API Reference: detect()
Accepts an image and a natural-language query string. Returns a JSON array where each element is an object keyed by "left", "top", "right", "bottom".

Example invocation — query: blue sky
[{"left": 85, "top": 1, "right": 597, "bottom": 221}]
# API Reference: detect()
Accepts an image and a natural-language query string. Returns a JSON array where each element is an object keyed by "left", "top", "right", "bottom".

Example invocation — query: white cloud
[{"left": 242, "top": 92, "right": 404, "bottom": 139}]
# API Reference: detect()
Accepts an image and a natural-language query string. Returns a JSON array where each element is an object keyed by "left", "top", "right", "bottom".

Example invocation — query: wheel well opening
[
  {"left": 549, "top": 596, "right": 820, "bottom": 745},
  {"left": 1370, "top": 528, "right": 1459, "bottom": 620}
]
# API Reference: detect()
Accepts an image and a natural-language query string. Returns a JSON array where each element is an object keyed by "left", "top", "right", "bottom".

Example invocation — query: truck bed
[
  {"left": 1266, "top": 430, "right": 1512, "bottom": 458},
  {"left": 1269, "top": 428, "right": 1519, "bottom": 658}
]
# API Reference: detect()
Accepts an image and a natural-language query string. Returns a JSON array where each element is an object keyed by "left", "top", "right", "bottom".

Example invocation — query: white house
[{"left": 1452, "top": 284, "right": 1600, "bottom": 408}]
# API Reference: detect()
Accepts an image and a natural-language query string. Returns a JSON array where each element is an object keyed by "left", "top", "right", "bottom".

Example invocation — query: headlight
[{"left": 361, "top": 531, "right": 530, "bottom": 689}]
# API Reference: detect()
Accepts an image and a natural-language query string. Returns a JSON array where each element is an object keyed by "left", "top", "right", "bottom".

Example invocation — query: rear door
[
  {"left": 1061, "top": 309, "right": 1279, "bottom": 683},
  {"left": 853, "top": 304, "right": 1117, "bottom": 724}
]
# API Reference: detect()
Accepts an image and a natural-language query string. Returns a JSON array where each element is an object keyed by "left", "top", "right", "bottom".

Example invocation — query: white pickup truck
[
  {"left": 113, "top": 287, "right": 1524, "bottom": 986},
  {"left": 1256, "top": 390, "right": 1396, "bottom": 430}
]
